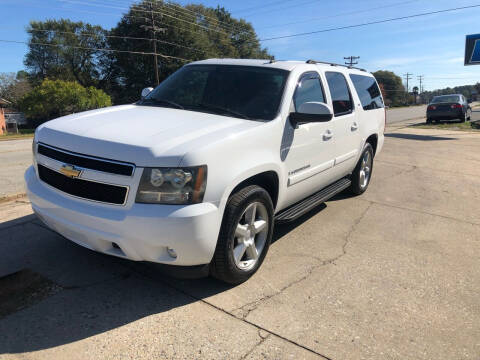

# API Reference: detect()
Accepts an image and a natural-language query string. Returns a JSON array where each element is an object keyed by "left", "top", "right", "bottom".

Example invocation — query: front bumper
[{"left": 25, "top": 166, "right": 222, "bottom": 266}]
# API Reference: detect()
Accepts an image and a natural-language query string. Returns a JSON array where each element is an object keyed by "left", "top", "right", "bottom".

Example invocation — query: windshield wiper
[
  {"left": 139, "top": 98, "right": 184, "bottom": 109},
  {"left": 195, "top": 103, "right": 252, "bottom": 120}
]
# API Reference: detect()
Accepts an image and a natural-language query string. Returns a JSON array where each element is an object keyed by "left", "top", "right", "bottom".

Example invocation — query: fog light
[{"left": 167, "top": 247, "right": 177, "bottom": 259}]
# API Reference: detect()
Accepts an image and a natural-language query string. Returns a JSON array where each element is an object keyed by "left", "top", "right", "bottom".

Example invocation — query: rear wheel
[
  {"left": 426, "top": 118, "right": 432, "bottom": 124},
  {"left": 349, "top": 143, "right": 374, "bottom": 195},
  {"left": 210, "top": 185, "right": 274, "bottom": 284}
]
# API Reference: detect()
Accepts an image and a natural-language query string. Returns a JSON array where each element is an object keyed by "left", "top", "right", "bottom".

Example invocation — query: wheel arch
[
  {"left": 229, "top": 171, "right": 280, "bottom": 210},
  {"left": 366, "top": 133, "right": 378, "bottom": 156}
]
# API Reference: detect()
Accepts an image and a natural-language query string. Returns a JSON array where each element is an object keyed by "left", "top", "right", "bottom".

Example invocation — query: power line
[
  {"left": 258, "top": 4, "right": 480, "bottom": 42},
  {"left": 93, "top": 0, "right": 239, "bottom": 33},
  {"left": 0, "top": 39, "right": 192, "bottom": 62},
  {"left": 257, "top": 0, "right": 421, "bottom": 30},
  {"left": 22, "top": 28, "right": 205, "bottom": 53},
  {"left": 60, "top": 0, "right": 230, "bottom": 35}
]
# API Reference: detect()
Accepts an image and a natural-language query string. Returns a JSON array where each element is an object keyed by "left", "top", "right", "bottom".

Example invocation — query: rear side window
[
  {"left": 349, "top": 74, "right": 384, "bottom": 111},
  {"left": 325, "top": 72, "right": 353, "bottom": 116},
  {"left": 293, "top": 72, "right": 325, "bottom": 111}
]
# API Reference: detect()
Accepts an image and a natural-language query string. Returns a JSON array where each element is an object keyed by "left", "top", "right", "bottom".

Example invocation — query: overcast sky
[{"left": 1, "top": 0, "right": 480, "bottom": 91}]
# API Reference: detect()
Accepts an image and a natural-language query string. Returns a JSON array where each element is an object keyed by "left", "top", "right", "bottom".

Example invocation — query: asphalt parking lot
[{"left": 1, "top": 118, "right": 480, "bottom": 359}]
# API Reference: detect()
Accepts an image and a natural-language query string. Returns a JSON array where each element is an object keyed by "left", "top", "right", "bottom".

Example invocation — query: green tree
[
  {"left": 372, "top": 70, "right": 405, "bottom": 106},
  {"left": 107, "top": 1, "right": 272, "bottom": 103},
  {"left": 24, "top": 19, "right": 110, "bottom": 88},
  {"left": 18, "top": 79, "right": 111, "bottom": 125}
]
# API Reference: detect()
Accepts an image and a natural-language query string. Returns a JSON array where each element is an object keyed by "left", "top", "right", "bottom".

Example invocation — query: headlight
[{"left": 135, "top": 166, "right": 207, "bottom": 205}]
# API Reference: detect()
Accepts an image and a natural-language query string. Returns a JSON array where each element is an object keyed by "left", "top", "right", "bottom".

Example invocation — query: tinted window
[
  {"left": 349, "top": 74, "right": 384, "bottom": 110},
  {"left": 141, "top": 65, "right": 289, "bottom": 121},
  {"left": 294, "top": 73, "right": 325, "bottom": 110},
  {"left": 431, "top": 95, "right": 461, "bottom": 104},
  {"left": 325, "top": 72, "right": 353, "bottom": 115}
]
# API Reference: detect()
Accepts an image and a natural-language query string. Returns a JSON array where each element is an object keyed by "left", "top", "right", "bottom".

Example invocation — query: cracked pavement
[{"left": 1, "top": 120, "right": 480, "bottom": 359}]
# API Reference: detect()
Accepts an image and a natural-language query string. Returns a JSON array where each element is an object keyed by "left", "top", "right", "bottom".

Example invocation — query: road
[
  {"left": 1, "top": 118, "right": 480, "bottom": 359},
  {"left": 386, "top": 105, "right": 427, "bottom": 124},
  {"left": 0, "top": 106, "right": 429, "bottom": 200},
  {"left": 0, "top": 139, "right": 32, "bottom": 199}
]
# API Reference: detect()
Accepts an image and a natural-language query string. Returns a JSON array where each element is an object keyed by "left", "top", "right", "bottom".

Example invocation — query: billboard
[{"left": 465, "top": 34, "right": 480, "bottom": 65}]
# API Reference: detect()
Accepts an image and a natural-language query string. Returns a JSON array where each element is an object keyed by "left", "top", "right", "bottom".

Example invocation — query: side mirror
[
  {"left": 290, "top": 102, "right": 333, "bottom": 126},
  {"left": 141, "top": 87, "right": 154, "bottom": 99}
]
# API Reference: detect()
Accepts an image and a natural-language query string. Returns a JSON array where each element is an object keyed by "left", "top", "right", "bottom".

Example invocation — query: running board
[{"left": 275, "top": 178, "right": 351, "bottom": 223}]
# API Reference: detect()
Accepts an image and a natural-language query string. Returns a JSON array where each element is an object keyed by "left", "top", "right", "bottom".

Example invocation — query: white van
[{"left": 26, "top": 59, "right": 385, "bottom": 284}]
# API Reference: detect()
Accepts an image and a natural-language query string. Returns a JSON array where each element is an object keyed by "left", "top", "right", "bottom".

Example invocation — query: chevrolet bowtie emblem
[{"left": 59, "top": 164, "right": 82, "bottom": 178}]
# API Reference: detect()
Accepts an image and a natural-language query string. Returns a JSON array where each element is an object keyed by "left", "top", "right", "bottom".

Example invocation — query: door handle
[
  {"left": 351, "top": 122, "right": 358, "bottom": 131},
  {"left": 323, "top": 130, "right": 333, "bottom": 140}
]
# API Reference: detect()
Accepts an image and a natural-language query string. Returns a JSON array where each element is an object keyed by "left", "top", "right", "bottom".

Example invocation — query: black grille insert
[
  {"left": 38, "top": 144, "right": 134, "bottom": 176},
  {"left": 38, "top": 165, "right": 128, "bottom": 205}
]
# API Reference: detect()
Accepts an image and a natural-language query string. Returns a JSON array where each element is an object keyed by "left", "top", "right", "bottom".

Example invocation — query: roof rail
[{"left": 306, "top": 59, "right": 366, "bottom": 72}]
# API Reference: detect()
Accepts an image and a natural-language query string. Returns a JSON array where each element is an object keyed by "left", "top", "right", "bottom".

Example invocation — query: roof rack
[{"left": 306, "top": 59, "right": 366, "bottom": 72}]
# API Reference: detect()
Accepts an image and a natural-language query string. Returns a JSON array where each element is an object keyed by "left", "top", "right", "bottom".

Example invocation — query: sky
[{"left": 1, "top": 0, "right": 480, "bottom": 91}]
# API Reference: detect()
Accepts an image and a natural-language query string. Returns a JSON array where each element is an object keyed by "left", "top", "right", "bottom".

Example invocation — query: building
[{"left": 0, "top": 98, "right": 11, "bottom": 135}]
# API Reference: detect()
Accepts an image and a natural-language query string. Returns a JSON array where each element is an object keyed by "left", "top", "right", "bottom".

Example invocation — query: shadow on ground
[
  {"left": 0, "top": 198, "right": 333, "bottom": 354},
  {"left": 384, "top": 133, "right": 456, "bottom": 141}
]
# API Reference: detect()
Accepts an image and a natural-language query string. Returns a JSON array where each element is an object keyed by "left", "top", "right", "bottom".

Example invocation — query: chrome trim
[
  {"left": 38, "top": 142, "right": 136, "bottom": 177},
  {"left": 38, "top": 163, "right": 130, "bottom": 206}
]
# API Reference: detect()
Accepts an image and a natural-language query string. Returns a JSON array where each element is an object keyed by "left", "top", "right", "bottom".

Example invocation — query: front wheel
[
  {"left": 349, "top": 143, "right": 374, "bottom": 195},
  {"left": 210, "top": 185, "right": 274, "bottom": 284}
]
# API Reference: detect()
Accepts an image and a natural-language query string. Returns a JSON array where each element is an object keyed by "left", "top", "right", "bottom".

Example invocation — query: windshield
[
  {"left": 138, "top": 65, "right": 289, "bottom": 121},
  {"left": 431, "top": 95, "right": 461, "bottom": 104}
]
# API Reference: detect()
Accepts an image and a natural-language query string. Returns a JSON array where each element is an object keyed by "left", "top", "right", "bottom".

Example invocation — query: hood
[{"left": 36, "top": 105, "right": 262, "bottom": 166}]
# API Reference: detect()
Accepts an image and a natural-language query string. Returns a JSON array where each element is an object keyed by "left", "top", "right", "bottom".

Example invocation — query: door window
[
  {"left": 325, "top": 72, "right": 353, "bottom": 116},
  {"left": 293, "top": 72, "right": 326, "bottom": 111}
]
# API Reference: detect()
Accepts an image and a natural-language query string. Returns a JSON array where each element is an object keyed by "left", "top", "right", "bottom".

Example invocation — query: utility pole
[
  {"left": 140, "top": 0, "right": 166, "bottom": 86},
  {"left": 417, "top": 75, "right": 424, "bottom": 93},
  {"left": 403, "top": 73, "right": 413, "bottom": 104},
  {"left": 344, "top": 56, "right": 360, "bottom": 67}
]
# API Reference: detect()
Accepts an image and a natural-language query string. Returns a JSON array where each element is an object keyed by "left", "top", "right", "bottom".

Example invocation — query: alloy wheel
[{"left": 233, "top": 202, "right": 269, "bottom": 271}]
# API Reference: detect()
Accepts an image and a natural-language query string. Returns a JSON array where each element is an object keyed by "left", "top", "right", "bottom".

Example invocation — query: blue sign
[{"left": 465, "top": 34, "right": 480, "bottom": 65}]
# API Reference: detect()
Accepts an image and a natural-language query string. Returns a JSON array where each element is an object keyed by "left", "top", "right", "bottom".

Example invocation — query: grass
[
  {"left": 411, "top": 120, "right": 480, "bottom": 132},
  {"left": 0, "top": 129, "right": 35, "bottom": 141}
]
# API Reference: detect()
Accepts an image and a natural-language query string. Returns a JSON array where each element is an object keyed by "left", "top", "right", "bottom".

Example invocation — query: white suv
[{"left": 25, "top": 59, "right": 385, "bottom": 284}]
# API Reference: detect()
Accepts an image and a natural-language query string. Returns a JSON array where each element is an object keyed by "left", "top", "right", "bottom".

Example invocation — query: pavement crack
[
  {"left": 118, "top": 263, "right": 333, "bottom": 360},
  {"left": 239, "top": 330, "right": 271, "bottom": 360},
  {"left": 233, "top": 203, "right": 373, "bottom": 320}
]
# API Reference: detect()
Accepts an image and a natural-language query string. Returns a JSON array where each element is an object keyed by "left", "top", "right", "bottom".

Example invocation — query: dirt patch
[{"left": 0, "top": 269, "right": 61, "bottom": 319}]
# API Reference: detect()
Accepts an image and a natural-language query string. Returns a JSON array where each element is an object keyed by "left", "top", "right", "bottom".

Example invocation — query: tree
[
  {"left": 372, "top": 70, "right": 405, "bottom": 106},
  {"left": 18, "top": 79, "right": 111, "bottom": 125},
  {"left": 107, "top": 1, "right": 272, "bottom": 103},
  {"left": 24, "top": 19, "right": 110, "bottom": 88},
  {"left": 0, "top": 72, "right": 32, "bottom": 106}
]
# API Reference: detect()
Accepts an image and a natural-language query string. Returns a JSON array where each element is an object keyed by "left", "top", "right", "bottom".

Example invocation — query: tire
[
  {"left": 426, "top": 118, "right": 432, "bottom": 124},
  {"left": 349, "top": 143, "right": 374, "bottom": 195},
  {"left": 210, "top": 185, "right": 274, "bottom": 284}
]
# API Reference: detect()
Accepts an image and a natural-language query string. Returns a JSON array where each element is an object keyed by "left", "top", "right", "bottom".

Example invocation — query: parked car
[
  {"left": 25, "top": 59, "right": 385, "bottom": 284},
  {"left": 426, "top": 94, "right": 472, "bottom": 123}
]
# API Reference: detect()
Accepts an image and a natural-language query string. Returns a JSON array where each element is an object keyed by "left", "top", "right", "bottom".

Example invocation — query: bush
[{"left": 18, "top": 79, "right": 111, "bottom": 125}]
